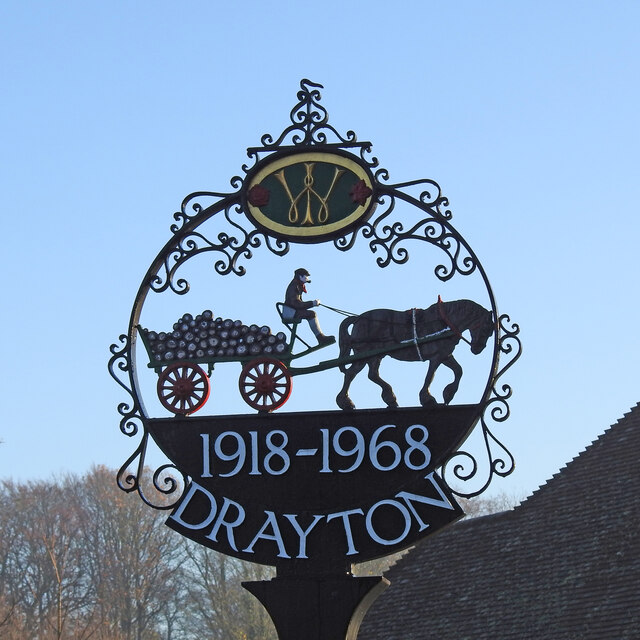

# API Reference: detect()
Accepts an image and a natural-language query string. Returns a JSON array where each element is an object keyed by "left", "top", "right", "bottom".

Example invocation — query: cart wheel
[
  {"left": 157, "top": 362, "right": 210, "bottom": 415},
  {"left": 239, "top": 357, "right": 292, "bottom": 412}
]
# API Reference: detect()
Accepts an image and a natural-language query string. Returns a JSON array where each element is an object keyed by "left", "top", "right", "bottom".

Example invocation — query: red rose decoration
[
  {"left": 248, "top": 184, "right": 270, "bottom": 207},
  {"left": 349, "top": 179, "right": 372, "bottom": 206}
]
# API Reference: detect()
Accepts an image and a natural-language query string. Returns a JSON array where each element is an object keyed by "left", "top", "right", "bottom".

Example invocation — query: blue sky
[{"left": 1, "top": 1, "right": 639, "bottom": 502}]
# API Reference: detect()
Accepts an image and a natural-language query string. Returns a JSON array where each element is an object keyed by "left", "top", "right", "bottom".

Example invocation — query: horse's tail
[{"left": 338, "top": 315, "right": 358, "bottom": 373}]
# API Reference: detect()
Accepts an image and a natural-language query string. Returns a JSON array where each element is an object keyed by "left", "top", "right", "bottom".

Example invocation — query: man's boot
[{"left": 309, "top": 317, "right": 335, "bottom": 346}]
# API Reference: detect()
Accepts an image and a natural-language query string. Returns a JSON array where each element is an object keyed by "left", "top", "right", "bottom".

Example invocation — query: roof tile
[{"left": 359, "top": 403, "right": 640, "bottom": 640}]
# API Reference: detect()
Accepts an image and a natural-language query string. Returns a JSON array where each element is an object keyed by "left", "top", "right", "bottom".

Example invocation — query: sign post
[
  {"left": 109, "top": 79, "right": 521, "bottom": 639},
  {"left": 243, "top": 574, "right": 388, "bottom": 640}
]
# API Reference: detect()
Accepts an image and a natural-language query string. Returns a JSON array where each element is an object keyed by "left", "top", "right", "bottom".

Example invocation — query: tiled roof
[{"left": 359, "top": 403, "right": 640, "bottom": 640}]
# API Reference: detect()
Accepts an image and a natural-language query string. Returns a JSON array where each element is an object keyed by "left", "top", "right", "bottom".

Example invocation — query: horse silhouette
[{"left": 335, "top": 299, "right": 494, "bottom": 410}]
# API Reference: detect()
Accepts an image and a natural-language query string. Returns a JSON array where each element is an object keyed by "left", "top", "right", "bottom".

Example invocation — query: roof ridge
[{"left": 514, "top": 401, "right": 640, "bottom": 509}]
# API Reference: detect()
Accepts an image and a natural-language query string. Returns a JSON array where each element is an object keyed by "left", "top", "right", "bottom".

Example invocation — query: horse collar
[{"left": 437, "top": 296, "right": 472, "bottom": 346}]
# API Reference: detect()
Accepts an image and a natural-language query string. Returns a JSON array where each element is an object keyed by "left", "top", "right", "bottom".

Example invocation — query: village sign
[{"left": 109, "top": 79, "right": 521, "bottom": 639}]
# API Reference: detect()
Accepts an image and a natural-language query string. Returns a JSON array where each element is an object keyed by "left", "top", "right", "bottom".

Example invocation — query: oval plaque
[{"left": 244, "top": 151, "right": 375, "bottom": 242}]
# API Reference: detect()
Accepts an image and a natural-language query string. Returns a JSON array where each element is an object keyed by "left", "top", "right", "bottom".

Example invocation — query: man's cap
[{"left": 295, "top": 268, "right": 310, "bottom": 277}]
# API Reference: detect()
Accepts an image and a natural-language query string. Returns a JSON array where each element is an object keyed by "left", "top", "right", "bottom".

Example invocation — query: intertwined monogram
[{"left": 274, "top": 163, "right": 346, "bottom": 225}]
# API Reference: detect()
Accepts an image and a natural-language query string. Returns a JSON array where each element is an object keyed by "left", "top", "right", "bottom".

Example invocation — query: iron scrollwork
[
  {"left": 108, "top": 334, "right": 143, "bottom": 438},
  {"left": 151, "top": 196, "right": 291, "bottom": 296},
  {"left": 108, "top": 335, "right": 187, "bottom": 508},
  {"left": 444, "top": 313, "right": 522, "bottom": 497}
]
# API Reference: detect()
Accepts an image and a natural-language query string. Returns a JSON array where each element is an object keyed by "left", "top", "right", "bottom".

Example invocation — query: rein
[{"left": 318, "top": 303, "right": 357, "bottom": 317}]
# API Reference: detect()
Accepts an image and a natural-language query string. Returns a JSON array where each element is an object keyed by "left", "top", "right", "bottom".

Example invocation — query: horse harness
[
  {"left": 436, "top": 296, "right": 474, "bottom": 347},
  {"left": 321, "top": 298, "right": 476, "bottom": 361},
  {"left": 409, "top": 308, "right": 449, "bottom": 361},
  {"left": 403, "top": 299, "right": 471, "bottom": 362}
]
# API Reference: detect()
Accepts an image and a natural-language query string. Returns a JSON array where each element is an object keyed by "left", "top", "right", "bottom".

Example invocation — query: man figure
[{"left": 283, "top": 268, "right": 334, "bottom": 345}]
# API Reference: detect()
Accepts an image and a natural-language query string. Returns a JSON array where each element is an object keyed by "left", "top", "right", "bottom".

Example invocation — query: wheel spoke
[
  {"left": 239, "top": 358, "right": 291, "bottom": 412},
  {"left": 157, "top": 362, "right": 209, "bottom": 415}
]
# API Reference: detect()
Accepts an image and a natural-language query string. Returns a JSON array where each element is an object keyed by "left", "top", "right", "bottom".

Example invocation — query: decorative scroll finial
[{"left": 250, "top": 78, "right": 362, "bottom": 153}]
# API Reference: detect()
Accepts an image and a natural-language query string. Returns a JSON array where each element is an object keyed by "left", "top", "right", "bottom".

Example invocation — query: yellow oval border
[{"left": 245, "top": 152, "right": 374, "bottom": 240}]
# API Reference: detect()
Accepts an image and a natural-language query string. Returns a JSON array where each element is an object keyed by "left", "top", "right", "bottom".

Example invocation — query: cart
[{"left": 138, "top": 304, "right": 453, "bottom": 415}]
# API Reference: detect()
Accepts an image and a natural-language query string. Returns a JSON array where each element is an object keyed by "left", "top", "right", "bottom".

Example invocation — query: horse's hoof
[
  {"left": 443, "top": 387, "right": 457, "bottom": 405},
  {"left": 420, "top": 395, "right": 438, "bottom": 407},
  {"left": 385, "top": 401, "right": 399, "bottom": 409},
  {"left": 336, "top": 395, "right": 355, "bottom": 411}
]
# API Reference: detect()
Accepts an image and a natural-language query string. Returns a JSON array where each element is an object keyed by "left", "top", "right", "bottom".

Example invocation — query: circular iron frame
[{"left": 108, "top": 79, "right": 521, "bottom": 509}]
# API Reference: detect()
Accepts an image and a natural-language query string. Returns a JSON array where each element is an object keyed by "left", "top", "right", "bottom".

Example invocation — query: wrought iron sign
[{"left": 109, "top": 78, "right": 521, "bottom": 638}]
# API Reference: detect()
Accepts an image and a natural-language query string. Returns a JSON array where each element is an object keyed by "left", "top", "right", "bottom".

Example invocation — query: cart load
[
  {"left": 137, "top": 309, "right": 296, "bottom": 417},
  {"left": 139, "top": 310, "right": 288, "bottom": 366}
]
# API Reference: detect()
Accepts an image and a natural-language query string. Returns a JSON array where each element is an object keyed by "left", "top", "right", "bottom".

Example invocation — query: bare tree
[
  {"left": 0, "top": 469, "right": 189, "bottom": 640},
  {"left": 458, "top": 492, "right": 522, "bottom": 518},
  {"left": 181, "top": 542, "right": 276, "bottom": 640},
  {"left": 0, "top": 478, "right": 93, "bottom": 639},
  {"left": 0, "top": 467, "right": 332, "bottom": 639},
  {"left": 73, "top": 466, "right": 187, "bottom": 640}
]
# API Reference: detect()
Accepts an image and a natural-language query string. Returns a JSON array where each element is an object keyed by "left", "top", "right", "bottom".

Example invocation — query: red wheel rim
[
  {"left": 239, "top": 357, "right": 292, "bottom": 412},
  {"left": 157, "top": 362, "right": 210, "bottom": 415}
]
